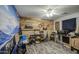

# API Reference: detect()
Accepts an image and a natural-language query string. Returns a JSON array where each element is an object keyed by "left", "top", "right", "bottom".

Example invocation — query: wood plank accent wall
[{"left": 20, "top": 17, "right": 54, "bottom": 39}]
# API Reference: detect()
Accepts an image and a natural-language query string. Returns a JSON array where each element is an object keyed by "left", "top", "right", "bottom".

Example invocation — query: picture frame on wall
[
  {"left": 55, "top": 21, "right": 60, "bottom": 31},
  {"left": 25, "top": 22, "right": 33, "bottom": 29}
]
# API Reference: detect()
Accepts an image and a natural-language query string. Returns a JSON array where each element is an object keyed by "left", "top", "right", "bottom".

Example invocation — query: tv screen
[{"left": 62, "top": 18, "right": 76, "bottom": 32}]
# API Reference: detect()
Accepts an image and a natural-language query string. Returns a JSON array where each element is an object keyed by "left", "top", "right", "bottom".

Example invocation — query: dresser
[{"left": 70, "top": 37, "right": 79, "bottom": 52}]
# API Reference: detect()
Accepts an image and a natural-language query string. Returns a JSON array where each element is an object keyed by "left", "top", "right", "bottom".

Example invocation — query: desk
[
  {"left": 62, "top": 35, "right": 70, "bottom": 44},
  {"left": 56, "top": 33, "right": 71, "bottom": 48}
]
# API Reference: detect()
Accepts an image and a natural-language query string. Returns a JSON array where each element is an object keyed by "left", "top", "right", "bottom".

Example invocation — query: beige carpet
[{"left": 26, "top": 41, "right": 76, "bottom": 54}]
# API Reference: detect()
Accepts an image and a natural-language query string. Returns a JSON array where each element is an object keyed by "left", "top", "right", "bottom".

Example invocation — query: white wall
[{"left": 54, "top": 12, "right": 79, "bottom": 32}]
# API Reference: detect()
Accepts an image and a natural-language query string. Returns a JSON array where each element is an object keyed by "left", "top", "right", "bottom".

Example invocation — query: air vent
[{"left": 63, "top": 12, "right": 68, "bottom": 15}]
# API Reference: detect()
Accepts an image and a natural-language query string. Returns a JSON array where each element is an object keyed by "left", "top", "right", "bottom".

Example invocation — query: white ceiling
[{"left": 15, "top": 5, "right": 79, "bottom": 20}]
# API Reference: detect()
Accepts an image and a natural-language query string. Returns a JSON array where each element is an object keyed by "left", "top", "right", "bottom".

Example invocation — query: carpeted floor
[{"left": 26, "top": 41, "right": 76, "bottom": 54}]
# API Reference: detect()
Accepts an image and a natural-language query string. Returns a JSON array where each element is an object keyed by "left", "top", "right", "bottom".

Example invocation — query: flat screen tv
[{"left": 62, "top": 18, "right": 76, "bottom": 33}]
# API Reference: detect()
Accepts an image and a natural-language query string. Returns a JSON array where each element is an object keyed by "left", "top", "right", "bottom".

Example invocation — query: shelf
[{"left": 22, "top": 29, "right": 40, "bottom": 31}]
